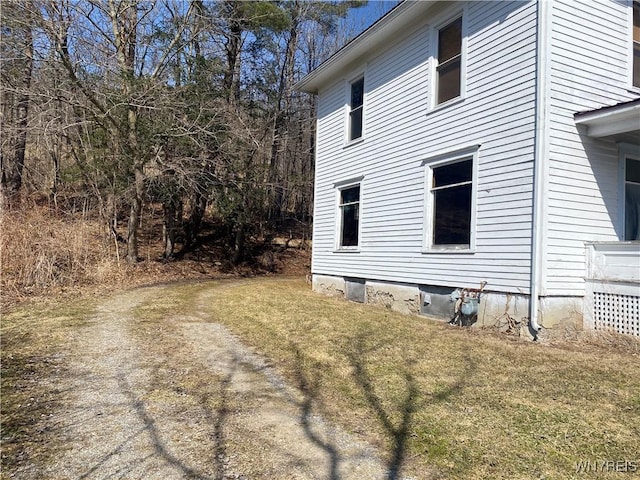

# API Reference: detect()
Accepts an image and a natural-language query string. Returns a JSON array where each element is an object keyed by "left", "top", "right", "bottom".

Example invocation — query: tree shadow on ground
[
  {"left": 77, "top": 363, "right": 237, "bottom": 480},
  {"left": 343, "top": 331, "right": 476, "bottom": 480},
  {"left": 291, "top": 346, "right": 343, "bottom": 480}
]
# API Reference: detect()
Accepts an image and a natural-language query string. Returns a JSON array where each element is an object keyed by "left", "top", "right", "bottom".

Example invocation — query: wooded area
[{"left": 1, "top": 0, "right": 372, "bottom": 269}]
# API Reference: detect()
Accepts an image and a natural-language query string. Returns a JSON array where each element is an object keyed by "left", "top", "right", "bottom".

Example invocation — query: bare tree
[
  {"left": 2, "top": 0, "right": 371, "bottom": 267},
  {"left": 1, "top": 1, "right": 34, "bottom": 209}
]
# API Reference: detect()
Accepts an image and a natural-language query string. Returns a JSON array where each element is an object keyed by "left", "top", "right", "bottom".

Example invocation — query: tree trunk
[
  {"left": 163, "top": 198, "right": 177, "bottom": 259},
  {"left": 268, "top": 14, "right": 299, "bottom": 221},
  {"left": 110, "top": 0, "right": 142, "bottom": 263},
  {"left": 223, "top": 4, "right": 242, "bottom": 106},
  {"left": 185, "top": 191, "right": 207, "bottom": 248},
  {"left": 126, "top": 161, "right": 144, "bottom": 262},
  {"left": 231, "top": 224, "right": 245, "bottom": 265},
  {"left": 0, "top": 10, "right": 33, "bottom": 209}
]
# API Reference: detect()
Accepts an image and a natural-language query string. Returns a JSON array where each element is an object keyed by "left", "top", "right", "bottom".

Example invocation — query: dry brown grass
[
  {"left": 1, "top": 205, "right": 310, "bottom": 312},
  {"left": 1, "top": 206, "right": 120, "bottom": 302},
  {"left": 195, "top": 279, "right": 640, "bottom": 480},
  {"left": 3, "top": 274, "right": 638, "bottom": 479}
]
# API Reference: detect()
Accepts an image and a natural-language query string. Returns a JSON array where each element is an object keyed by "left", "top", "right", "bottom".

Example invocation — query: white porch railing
[{"left": 585, "top": 242, "right": 640, "bottom": 336}]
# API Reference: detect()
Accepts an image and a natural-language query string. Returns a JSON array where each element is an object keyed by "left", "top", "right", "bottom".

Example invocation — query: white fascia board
[
  {"left": 574, "top": 102, "right": 640, "bottom": 137},
  {"left": 293, "top": 1, "right": 435, "bottom": 94}
]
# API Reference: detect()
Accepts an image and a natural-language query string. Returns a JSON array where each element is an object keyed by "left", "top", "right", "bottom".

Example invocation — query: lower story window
[
  {"left": 625, "top": 157, "right": 640, "bottom": 241},
  {"left": 424, "top": 147, "right": 478, "bottom": 251},
  {"left": 339, "top": 184, "right": 360, "bottom": 247},
  {"left": 432, "top": 159, "right": 472, "bottom": 246}
]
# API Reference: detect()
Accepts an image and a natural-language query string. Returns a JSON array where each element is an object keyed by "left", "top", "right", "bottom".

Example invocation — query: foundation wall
[{"left": 312, "top": 274, "right": 585, "bottom": 339}]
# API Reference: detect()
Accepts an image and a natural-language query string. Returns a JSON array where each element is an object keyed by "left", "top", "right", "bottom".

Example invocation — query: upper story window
[
  {"left": 349, "top": 77, "right": 364, "bottom": 141},
  {"left": 634, "top": 1, "right": 640, "bottom": 87},
  {"left": 436, "top": 16, "right": 462, "bottom": 105}
]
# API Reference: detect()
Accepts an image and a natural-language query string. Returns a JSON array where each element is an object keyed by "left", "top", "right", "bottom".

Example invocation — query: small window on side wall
[
  {"left": 338, "top": 184, "right": 360, "bottom": 248},
  {"left": 436, "top": 16, "right": 462, "bottom": 105},
  {"left": 349, "top": 77, "right": 364, "bottom": 141}
]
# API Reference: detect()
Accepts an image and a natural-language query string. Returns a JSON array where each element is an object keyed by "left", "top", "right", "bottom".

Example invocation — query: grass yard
[
  {"left": 1, "top": 298, "right": 97, "bottom": 473},
  {"left": 199, "top": 278, "right": 640, "bottom": 479},
  {"left": 2, "top": 277, "right": 639, "bottom": 479}
]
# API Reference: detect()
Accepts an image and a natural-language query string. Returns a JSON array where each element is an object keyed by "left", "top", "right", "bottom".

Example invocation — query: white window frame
[
  {"left": 422, "top": 145, "right": 479, "bottom": 253},
  {"left": 334, "top": 176, "right": 364, "bottom": 252},
  {"left": 430, "top": 7, "right": 468, "bottom": 110},
  {"left": 619, "top": 143, "right": 640, "bottom": 240},
  {"left": 345, "top": 72, "right": 366, "bottom": 146},
  {"left": 631, "top": 0, "right": 640, "bottom": 91}
]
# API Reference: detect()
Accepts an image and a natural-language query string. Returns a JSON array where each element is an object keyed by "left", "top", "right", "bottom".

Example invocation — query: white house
[{"left": 294, "top": 0, "right": 640, "bottom": 338}]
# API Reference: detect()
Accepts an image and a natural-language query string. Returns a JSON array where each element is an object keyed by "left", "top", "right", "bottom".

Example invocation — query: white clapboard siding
[
  {"left": 312, "top": 1, "right": 538, "bottom": 293},
  {"left": 545, "top": 0, "right": 637, "bottom": 296}
]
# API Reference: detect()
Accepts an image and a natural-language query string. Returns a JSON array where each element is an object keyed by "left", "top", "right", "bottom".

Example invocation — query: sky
[{"left": 345, "top": 1, "right": 401, "bottom": 38}]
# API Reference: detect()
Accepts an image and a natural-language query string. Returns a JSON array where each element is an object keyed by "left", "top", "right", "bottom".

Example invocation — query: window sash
[
  {"left": 349, "top": 105, "right": 363, "bottom": 140},
  {"left": 338, "top": 185, "right": 360, "bottom": 247},
  {"left": 430, "top": 158, "right": 473, "bottom": 247},
  {"left": 432, "top": 183, "right": 471, "bottom": 246},
  {"left": 351, "top": 78, "right": 364, "bottom": 108},
  {"left": 349, "top": 77, "right": 364, "bottom": 140},
  {"left": 438, "top": 17, "right": 462, "bottom": 62}
]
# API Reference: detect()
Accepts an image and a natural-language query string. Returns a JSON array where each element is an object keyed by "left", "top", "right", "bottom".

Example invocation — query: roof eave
[
  {"left": 293, "top": 1, "right": 435, "bottom": 94},
  {"left": 574, "top": 100, "right": 640, "bottom": 138}
]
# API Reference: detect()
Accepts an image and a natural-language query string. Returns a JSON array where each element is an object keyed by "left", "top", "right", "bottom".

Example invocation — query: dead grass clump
[
  {"left": 1, "top": 206, "right": 112, "bottom": 301},
  {"left": 572, "top": 328, "right": 640, "bottom": 354}
]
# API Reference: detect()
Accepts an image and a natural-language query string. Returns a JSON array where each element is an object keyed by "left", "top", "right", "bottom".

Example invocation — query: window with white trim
[
  {"left": 424, "top": 146, "right": 478, "bottom": 251},
  {"left": 338, "top": 184, "right": 360, "bottom": 247},
  {"left": 436, "top": 16, "right": 462, "bottom": 105},
  {"left": 625, "top": 157, "right": 640, "bottom": 240},
  {"left": 348, "top": 77, "right": 364, "bottom": 141}
]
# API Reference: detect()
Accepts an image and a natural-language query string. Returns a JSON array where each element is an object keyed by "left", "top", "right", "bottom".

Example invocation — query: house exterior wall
[
  {"left": 545, "top": 0, "right": 639, "bottom": 297},
  {"left": 312, "top": 1, "right": 539, "bottom": 301}
]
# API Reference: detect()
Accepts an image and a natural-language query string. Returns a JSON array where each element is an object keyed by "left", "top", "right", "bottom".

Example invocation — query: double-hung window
[
  {"left": 424, "top": 146, "right": 478, "bottom": 251},
  {"left": 348, "top": 77, "right": 364, "bottom": 141},
  {"left": 338, "top": 184, "right": 360, "bottom": 248},
  {"left": 436, "top": 16, "right": 463, "bottom": 105}
]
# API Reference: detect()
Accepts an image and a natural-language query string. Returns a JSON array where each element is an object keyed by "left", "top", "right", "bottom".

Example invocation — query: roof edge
[{"left": 293, "top": 1, "right": 434, "bottom": 94}]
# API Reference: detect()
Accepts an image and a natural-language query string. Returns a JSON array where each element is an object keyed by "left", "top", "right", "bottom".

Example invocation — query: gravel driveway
[{"left": 12, "top": 285, "right": 391, "bottom": 480}]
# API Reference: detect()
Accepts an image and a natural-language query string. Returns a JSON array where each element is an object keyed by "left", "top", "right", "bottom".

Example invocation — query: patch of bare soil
[{"left": 9, "top": 283, "right": 392, "bottom": 480}]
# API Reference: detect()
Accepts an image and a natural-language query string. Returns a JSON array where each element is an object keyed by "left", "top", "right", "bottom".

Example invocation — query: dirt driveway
[{"left": 9, "top": 283, "right": 393, "bottom": 480}]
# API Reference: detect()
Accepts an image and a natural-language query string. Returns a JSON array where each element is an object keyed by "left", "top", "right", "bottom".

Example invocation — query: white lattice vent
[{"left": 593, "top": 292, "right": 640, "bottom": 337}]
